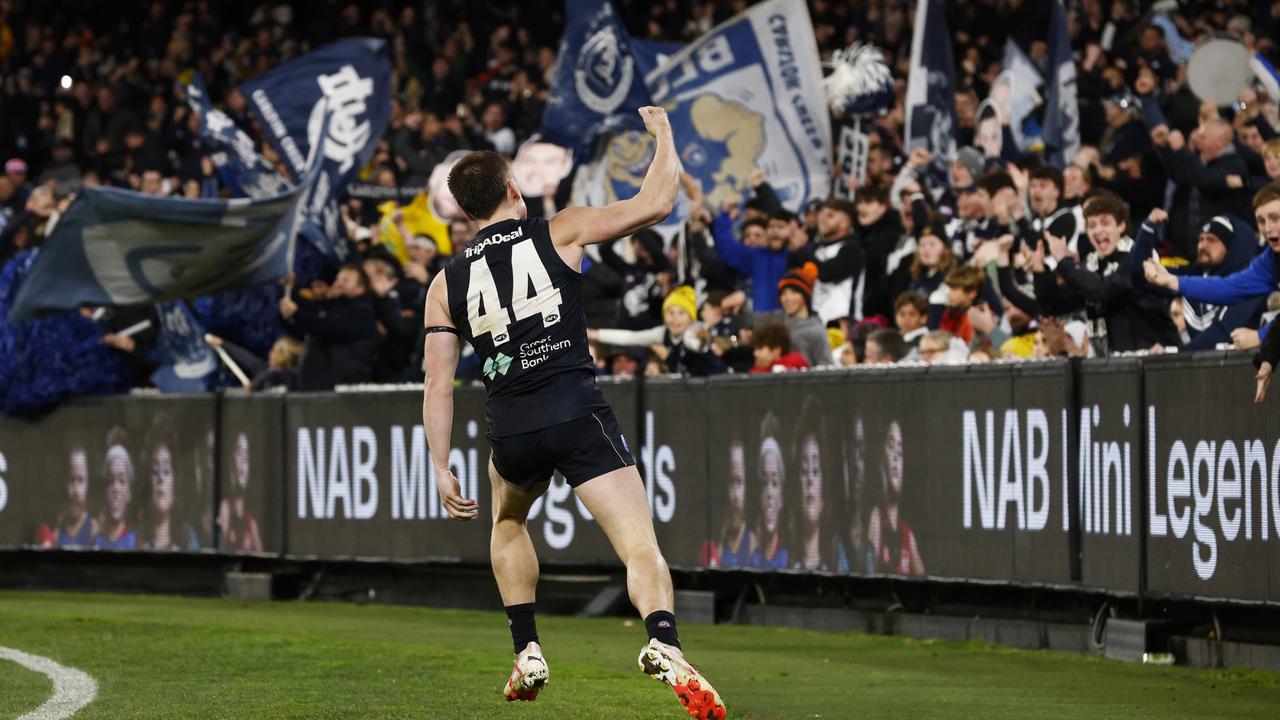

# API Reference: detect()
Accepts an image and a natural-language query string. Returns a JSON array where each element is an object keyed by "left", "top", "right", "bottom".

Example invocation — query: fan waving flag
[
  {"left": 239, "top": 37, "right": 392, "bottom": 261},
  {"left": 540, "top": 0, "right": 654, "bottom": 154},
  {"left": 184, "top": 74, "right": 288, "bottom": 199},
  {"left": 1042, "top": 0, "right": 1080, "bottom": 166},
  {"left": 905, "top": 0, "right": 957, "bottom": 176},
  {"left": 7, "top": 173, "right": 313, "bottom": 323},
  {"left": 150, "top": 300, "right": 219, "bottom": 393}
]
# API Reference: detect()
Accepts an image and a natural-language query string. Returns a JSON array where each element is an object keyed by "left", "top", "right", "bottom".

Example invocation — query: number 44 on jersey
[{"left": 467, "top": 239, "right": 564, "bottom": 345}]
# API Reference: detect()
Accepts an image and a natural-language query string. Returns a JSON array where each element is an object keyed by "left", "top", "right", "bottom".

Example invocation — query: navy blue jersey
[{"left": 444, "top": 217, "right": 606, "bottom": 436}]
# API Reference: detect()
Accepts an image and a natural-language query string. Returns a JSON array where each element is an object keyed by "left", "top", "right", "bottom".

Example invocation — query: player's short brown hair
[{"left": 447, "top": 150, "right": 512, "bottom": 220}]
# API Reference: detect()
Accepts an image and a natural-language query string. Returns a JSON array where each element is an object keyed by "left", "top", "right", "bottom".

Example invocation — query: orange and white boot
[
  {"left": 638, "top": 639, "right": 727, "bottom": 720},
  {"left": 503, "top": 641, "right": 549, "bottom": 702}
]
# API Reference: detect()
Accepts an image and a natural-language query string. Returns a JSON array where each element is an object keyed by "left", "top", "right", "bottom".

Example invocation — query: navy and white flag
[
  {"left": 239, "top": 37, "right": 392, "bottom": 261},
  {"left": 184, "top": 74, "right": 287, "bottom": 199},
  {"left": 8, "top": 179, "right": 310, "bottom": 322},
  {"left": 150, "top": 300, "right": 218, "bottom": 393},
  {"left": 1042, "top": 0, "right": 1080, "bottom": 166},
  {"left": 1000, "top": 40, "right": 1044, "bottom": 154},
  {"left": 632, "top": 39, "right": 684, "bottom": 79},
  {"left": 540, "top": 0, "right": 654, "bottom": 154},
  {"left": 573, "top": 0, "right": 831, "bottom": 229},
  {"left": 905, "top": 0, "right": 957, "bottom": 176}
]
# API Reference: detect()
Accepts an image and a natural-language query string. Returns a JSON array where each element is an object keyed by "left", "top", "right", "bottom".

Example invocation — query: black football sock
[
  {"left": 506, "top": 602, "right": 539, "bottom": 654},
  {"left": 644, "top": 609, "right": 681, "bottom": 649}
]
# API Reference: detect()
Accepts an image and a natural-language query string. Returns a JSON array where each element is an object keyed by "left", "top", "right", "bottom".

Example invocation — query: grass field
[{"left": 1, "top": 591, "right": 1278, "bottom": 719}]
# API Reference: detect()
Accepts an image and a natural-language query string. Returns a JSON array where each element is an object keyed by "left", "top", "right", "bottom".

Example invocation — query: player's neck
[{"left": 477, "top": 204, "right": 524, "bottom": 228}]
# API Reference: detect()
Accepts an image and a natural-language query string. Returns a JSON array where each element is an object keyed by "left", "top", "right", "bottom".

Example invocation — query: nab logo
[{"left": 484, "top": 353, "right": 513, "bottom": 380}]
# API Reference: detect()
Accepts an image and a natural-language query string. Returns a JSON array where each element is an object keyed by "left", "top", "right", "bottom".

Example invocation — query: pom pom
[
  {"left": 823, "top": 43, "right": 894, "bottom": 117},
  {"left": 0, "top": 250, "right": 133, "bottom": 417}
]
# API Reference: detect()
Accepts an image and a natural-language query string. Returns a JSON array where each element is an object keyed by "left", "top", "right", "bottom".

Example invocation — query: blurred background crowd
[{"left": 2, "top": 0, "right": 1280, "bottom": 396}]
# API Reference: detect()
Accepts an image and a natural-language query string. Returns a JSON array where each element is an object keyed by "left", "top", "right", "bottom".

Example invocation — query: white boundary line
[{"left": 0, "top": 646, "right": 98, "bottom": 720}]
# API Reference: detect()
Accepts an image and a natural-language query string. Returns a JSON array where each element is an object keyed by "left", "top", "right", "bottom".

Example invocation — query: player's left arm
[{"left": 423, "top": 273, "right": 478, "bottom": 521}]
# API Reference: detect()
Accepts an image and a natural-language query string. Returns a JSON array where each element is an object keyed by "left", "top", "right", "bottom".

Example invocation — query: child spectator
[
  {"left": 931, "top": 266, "right": 984, "bottom": 344},
  {"left": 771, "top": 262, "right": 831, "bottom": 367},
  {"left": 893, "top": 292, "right": 929, "bottom": 352},
  {"left": 749, "top": 322, "right": 809, "bottom": 373},
  {"left": 591, "top": 286, "right": 725, "bottom": 376}
]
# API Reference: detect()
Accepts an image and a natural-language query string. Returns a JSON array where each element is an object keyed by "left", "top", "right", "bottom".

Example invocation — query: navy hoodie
[{"left": 1128, "top": 215, "right": 1265, "bottom": 350}]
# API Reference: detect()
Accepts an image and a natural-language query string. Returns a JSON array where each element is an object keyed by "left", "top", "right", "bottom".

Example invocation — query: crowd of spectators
[{"left": 4, "top": 0, "right": 1280, "bottom": 395}]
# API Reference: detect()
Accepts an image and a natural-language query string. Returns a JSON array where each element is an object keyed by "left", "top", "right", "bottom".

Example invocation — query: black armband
[{"left": 424, "top": 326, "right": 460, "bottom": 336}]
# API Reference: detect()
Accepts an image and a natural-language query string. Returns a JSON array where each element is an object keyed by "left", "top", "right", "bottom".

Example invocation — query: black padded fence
[{"left": 1, "top": 352, "right": 1277, "bottom": 605}]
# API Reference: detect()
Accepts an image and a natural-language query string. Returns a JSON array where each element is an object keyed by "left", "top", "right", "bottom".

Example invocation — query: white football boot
[
  {"left": 637, "top": 638, "right": 727, "bottom": 720},
  {"left": 503, "top": 641, "right": 549, "bottom": 702}
]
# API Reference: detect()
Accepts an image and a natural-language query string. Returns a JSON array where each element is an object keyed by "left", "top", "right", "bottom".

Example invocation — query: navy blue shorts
[{"left": 489, "top": 407, "right": 635, "bottom": 491}]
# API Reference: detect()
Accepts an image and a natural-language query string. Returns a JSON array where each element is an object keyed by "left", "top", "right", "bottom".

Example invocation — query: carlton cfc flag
[
  {"left": 150, "top": 300, "right": 219, "bottom": 393},
  {"left": 570, "top": 0, "right": 831, "bottom": 231},
  {"left": 539, "top": 0, "right": 655, "bottom": 154},
  {"left": 240, "top": 37, "right": 392, "bottom": 261},
  {"left": 904, "top": 0, "right": 957, "bottom": 175}
]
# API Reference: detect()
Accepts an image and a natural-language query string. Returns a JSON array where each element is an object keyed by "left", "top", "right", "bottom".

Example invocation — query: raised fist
[{"left": 638, "top": 106, "right": 671, "bottom": 136}]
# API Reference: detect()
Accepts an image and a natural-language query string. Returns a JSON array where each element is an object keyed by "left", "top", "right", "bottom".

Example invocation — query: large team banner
[
  {"left": 904, "top": 0, "right": 957, "bottom": 176},
  {"left": 7, "top": 177, "right": 310, "bottom": 322},
  {"left": 0, "top": 396, "right": 217, "bottom": 552},
  {"left": 4, "top": 355, "right": 1280, "bottom": 604},
  {"left": 571, "top": 0, "right": 831, "bottom": 230},
  {"left": 240, "top": 37, "right": 392, "bottom": 261}
]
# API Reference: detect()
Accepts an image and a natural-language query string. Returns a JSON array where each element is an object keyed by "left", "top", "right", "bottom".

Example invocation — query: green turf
[
  {"left": 0, "top": 592, "right": 1277, "bottom": 719},
  {"left": 0, "top": 651, "right": 51, "bottom": 717}
]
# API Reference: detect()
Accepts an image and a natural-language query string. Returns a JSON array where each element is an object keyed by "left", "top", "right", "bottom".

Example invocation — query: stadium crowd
[{"left": 3, "top": 0, "right": 1280, "bottom": 395}]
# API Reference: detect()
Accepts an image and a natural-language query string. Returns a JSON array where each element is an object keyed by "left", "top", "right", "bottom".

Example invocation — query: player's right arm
[
  {"left": 550, "top": 106, "right": 678, "bottom": 248},
  {"left": 423, "top": 273, "right": 478, "bottom": 521}
]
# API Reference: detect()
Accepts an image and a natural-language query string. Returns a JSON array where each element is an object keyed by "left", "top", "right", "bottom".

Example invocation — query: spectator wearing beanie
[
  {"left": 590, "top": 286, "right": 725, "bottom": 377},
  {"left": 1131, "top": 210, "right": 1263, "bottom": 352},
  {"left": 763, "top": 262, "right": 831, "bottom": 368}
]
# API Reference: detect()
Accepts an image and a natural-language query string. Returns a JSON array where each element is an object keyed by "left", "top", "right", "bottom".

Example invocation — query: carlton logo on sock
[{"left": 658, "top": 621, "right": 671, "bottom": 628}]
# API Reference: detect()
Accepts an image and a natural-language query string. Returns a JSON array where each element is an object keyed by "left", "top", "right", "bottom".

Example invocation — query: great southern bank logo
[{"left": 484, "top": 352, "right": 513, "bottom": 380}]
